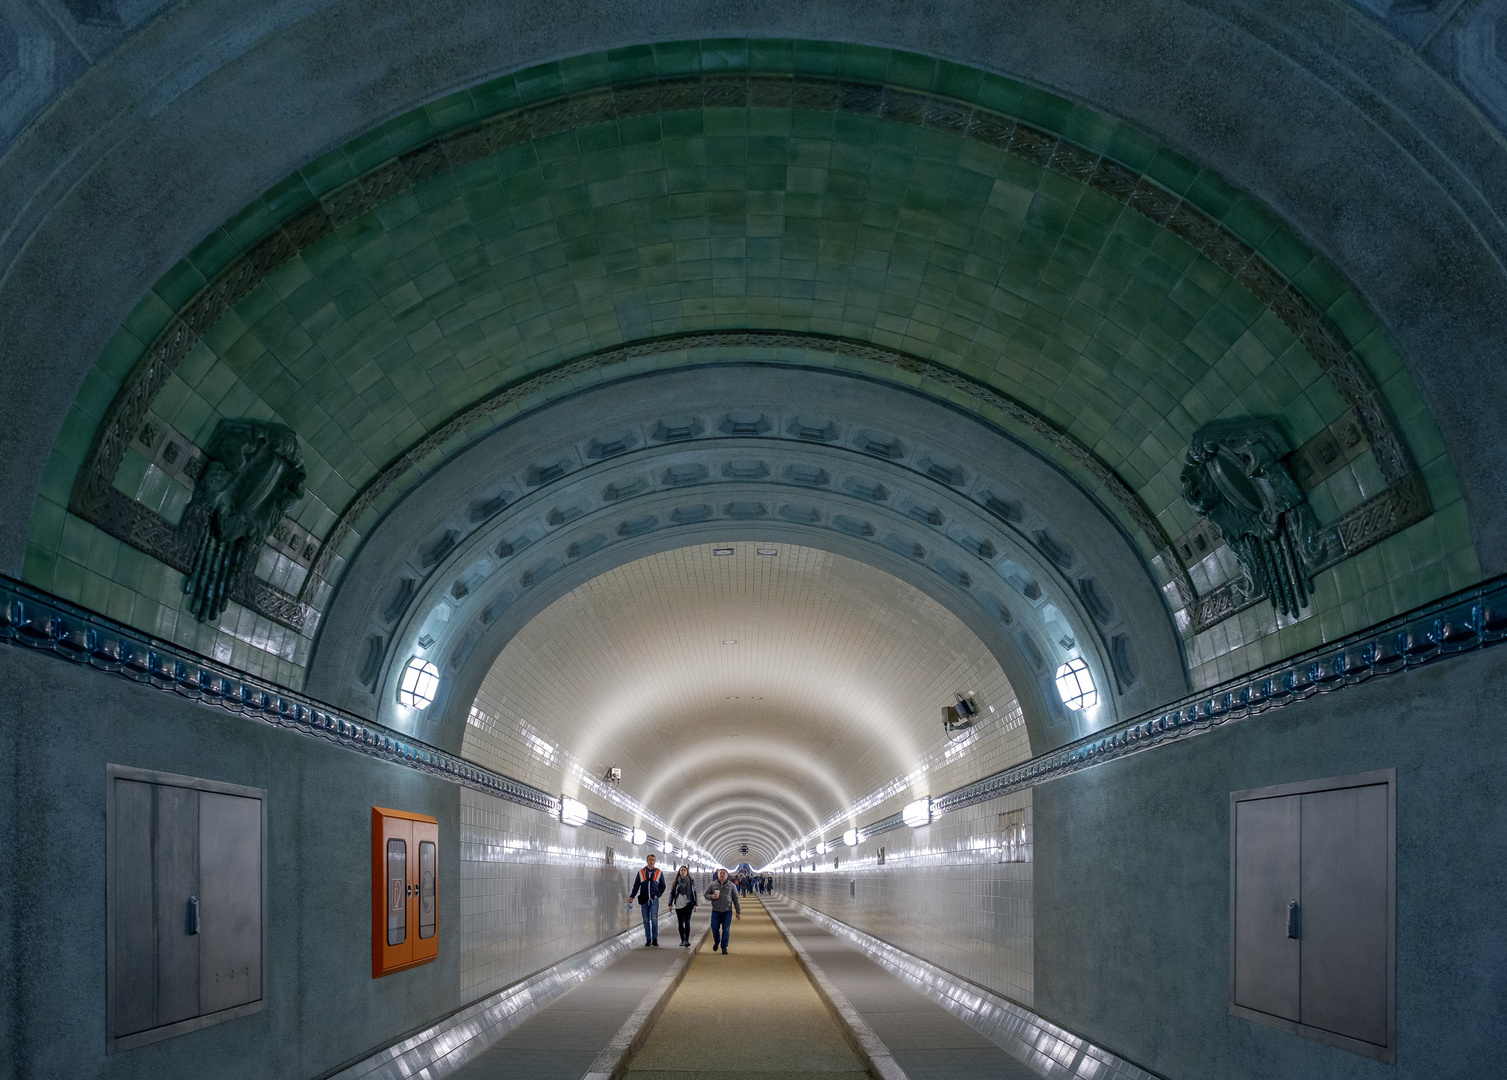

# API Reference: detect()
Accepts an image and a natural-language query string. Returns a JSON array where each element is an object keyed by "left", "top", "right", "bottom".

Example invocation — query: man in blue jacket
[{"left": 627, "top": 853, "right": 666, "bottom": 946}]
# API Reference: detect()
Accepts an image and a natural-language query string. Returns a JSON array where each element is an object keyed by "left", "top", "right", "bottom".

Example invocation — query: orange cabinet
[{"left": 371, "top": 807, "right": 439, "bottom": 977}]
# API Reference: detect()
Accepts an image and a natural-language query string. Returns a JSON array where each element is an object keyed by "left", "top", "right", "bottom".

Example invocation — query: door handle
[
  {"left": 187, "top": 896, "right": 201, "bottom": 935},
  {"left": 1286, "top": 900, "right": 1300, "bottom": 940}
]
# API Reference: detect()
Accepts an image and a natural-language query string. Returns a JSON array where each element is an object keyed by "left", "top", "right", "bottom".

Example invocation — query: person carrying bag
[{"left": 669, "top": 865, "right": 698, "bottom": 947}]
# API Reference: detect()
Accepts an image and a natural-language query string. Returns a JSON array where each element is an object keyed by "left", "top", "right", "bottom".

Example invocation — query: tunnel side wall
[
  {"left": 779, "top": 791, "right": 1035, "bottom": 1007},
  {"left": 0, "top": 644, "right": 639, "bottom": 1080},
  {"left": 1034, "top": 645, "right": 1507, "bottom": 1079}
]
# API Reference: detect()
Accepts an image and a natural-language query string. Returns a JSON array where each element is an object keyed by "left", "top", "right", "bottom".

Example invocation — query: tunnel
[{"left": 1, "top": 4, "right": 1506, "bottom": 1079}]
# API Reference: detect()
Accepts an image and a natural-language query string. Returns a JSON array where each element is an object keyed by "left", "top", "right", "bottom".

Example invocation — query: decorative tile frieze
[
  {"left": 933, "top": 572, "right": 1505, "bottom": 817},
  {"left": 0, "top": 574, "right": 667, "bottom": 843}
]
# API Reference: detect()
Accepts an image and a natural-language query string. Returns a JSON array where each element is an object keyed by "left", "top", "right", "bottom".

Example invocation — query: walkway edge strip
[
  {"left": 775, "top": 898, "right": 1161, "bottom": 1080},
  {"left": 325, "top": 913, "right": 682, "bottom": 1080},
  {"left": 582, "top": 925, "right": 712, "bottom": 1080},
  {"left": 764, "top": 901, "right": 910, "bottom": 1080}
]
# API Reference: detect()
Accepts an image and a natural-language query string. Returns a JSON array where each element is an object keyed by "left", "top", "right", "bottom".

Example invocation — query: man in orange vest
[{"left": 627, "top": 852, "right": 666, "bottom": 946}]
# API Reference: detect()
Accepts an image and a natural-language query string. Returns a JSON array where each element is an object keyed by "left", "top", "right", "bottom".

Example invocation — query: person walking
[
  {"left": 704, "top": 868, "right": 741, "bottom": 954},
  {"left": 627, "top": 853, "right": 665, "bottom": 946},
  {"left": 669, "top": 864, "right": 698, "bottom": 947}
]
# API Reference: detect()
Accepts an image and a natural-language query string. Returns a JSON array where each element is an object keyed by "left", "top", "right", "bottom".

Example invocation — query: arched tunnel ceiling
[
  {"left": 22, "top": 41, "right": 1480, "bottom": 722},
  {"left": 460, "top": 541, "right": 1032, "bottom": 866}
]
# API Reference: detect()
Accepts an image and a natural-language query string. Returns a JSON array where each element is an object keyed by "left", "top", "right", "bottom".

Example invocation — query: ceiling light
[
  {"left": 756, "top": 548, "right": 778, "bottom": 556},
  {"left": 726, "top": 695, "right": 738, "bottom": 699},
  {"left": 843, "top": 828, "right": 859, "bottom": 847},
  {"left": 1054, "top": 658, "right": 1099, "bottom": 711},
  {"left": 722, "top": 639, "right": 737, "bottom": 645},
  {"left": 396, "top": 656, "right": 440, "bottom": 709},
  {"left": 750, "top": 695, "right": 763, "bottom": 700},
  {"left": 631, "top": 827, "right": 647, "bottom": 845},
  {"left": 559, "top": 796, "right": 589, "bottom": 827},
  {"left": 903, "top": 797, "right": 932, "bottom": 828},
  {"left": 713, "top": 547, "right": 734, "bottom": 556}
]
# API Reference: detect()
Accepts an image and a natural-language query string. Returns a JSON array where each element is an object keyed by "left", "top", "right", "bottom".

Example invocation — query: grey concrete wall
[
  {"left": 781, "top": 790, "right": 1035, "bottom": 1008},
  {"left": 1034, "top": 646, "right": 1507, "bottom": 1079},
  {"left": 0, "top": 641, "right": 467, "bottom": 1080}
]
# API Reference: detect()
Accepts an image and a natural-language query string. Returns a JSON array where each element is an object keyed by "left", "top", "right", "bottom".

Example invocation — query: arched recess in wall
[
  {"left": 311, "top": 363, "right": 1184, "bottom": 757},
  {"left": 27, "top": 41, "right": 1469, "bottom": 743}
]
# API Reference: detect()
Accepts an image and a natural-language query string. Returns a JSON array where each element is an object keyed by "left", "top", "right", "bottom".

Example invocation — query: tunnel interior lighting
[
  {"left": 756, "top": 548, "right": 778, "bottom": 556},
  {"left": 1054, "top": 658, "right": 1099, "bottom": 711},
  {"left": 712, "top": 548, "right": 734, "bottom": 556},
  {"left": 843, "top": 828, "right": 859, "bottom": 847},
  {"left": 396, "top": 656, "right": 440, "bottom": 709},
  {"left": 631, "top": 827, "right": 647, "bottom": 845},
  {"left": 559, "top": 796, "right": 589, "bottom": 827},
  {"left": 903, "top": 797, "right": 932, "bottom": 828}
]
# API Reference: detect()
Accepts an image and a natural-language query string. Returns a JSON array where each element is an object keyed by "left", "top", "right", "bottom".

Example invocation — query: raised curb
[
  {"left": 581, "top": 924, "right": 712, "bottom": 1080},
  {"left": 763, "top": 900, "right": 910, "bottom": 1080}
]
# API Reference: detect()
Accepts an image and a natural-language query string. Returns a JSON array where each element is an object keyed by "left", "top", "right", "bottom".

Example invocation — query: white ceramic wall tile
[{"left": 780, "top": 790, "right": 1034, "bottom": 1006}]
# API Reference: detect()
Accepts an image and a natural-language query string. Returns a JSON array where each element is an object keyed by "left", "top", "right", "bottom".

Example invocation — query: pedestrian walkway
[
  {"left": 623, "top": 896, "right": 868, "bottom": 1080},
  {"left": 764, "top": 899, "right": 1040, "bottom": 1080},
  {"left": 448, "top": 939, "right": 685, "bottom": 1080},
  {"left": 446, "top": 894, "right": 1045, "bottom": 1080}
]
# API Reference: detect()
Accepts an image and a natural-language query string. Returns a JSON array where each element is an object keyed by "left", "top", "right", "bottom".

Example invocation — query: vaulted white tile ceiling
[{"left": 463, "top": 541, "right": 1031, "bottom": 863}]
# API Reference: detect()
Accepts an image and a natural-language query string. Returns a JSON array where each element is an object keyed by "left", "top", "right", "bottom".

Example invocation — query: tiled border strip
[
  {"left": 931, "top": 573, "right": 1507, "bottom": 818},
  {"left": 795, "top": 574, "right": 1507, "bottom": 851},
  {"left": 324, "top": 911, "right": 684, "bottom": 1080},
  {"left": 771, "top": 898, "right": 1159, "bottom": 1080},
  {"left": 763, "top": 901, "right": 910, "bottom": 1080},
  {"left": 0, "top": 573, "right": 673, "bottom": 846},
  {"left": 6, "top": 570, "right": 1505, "bottom": 847},
  {"left": 74, "top": 72, "right": 1418, "bottom": 622},
  {"left": 582, "top": 924, "right": 711, "bottom": 1080}
]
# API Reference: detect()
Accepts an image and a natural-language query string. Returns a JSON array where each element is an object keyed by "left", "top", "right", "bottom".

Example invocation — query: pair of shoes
[{"left": 651, "top": 940, "right": 659, "bottom": 947}]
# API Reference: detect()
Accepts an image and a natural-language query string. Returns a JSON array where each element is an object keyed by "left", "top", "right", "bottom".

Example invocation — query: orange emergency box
[{"left": 371, "top": 807, "right": 439, "bottom": 977}]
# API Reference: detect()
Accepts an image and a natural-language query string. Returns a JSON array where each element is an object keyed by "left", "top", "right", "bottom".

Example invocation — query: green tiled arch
[{"left": 27, "top": 39, "right": 1476, "bottom": 689}]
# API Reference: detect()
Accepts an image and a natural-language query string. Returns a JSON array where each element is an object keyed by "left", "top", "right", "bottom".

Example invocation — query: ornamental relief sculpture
[{"left": 1181, "top": 420, "right": 1327, "bottom": 619}]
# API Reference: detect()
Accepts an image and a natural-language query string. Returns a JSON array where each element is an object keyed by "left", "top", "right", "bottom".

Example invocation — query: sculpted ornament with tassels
[
  {"left": 1180, "top": 420, "right": 1327, "bottom": 619},
  {"left": 182, "top": 420, "right": 306, "bottom": 622}
]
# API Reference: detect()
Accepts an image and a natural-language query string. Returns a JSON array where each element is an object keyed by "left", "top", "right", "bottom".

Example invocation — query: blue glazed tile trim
[
  {"left": 0, "top": 574, "right": 664, "bottom": 843},
  {"left": 930, "top": 573, "right": 1507, "bottom": 818}
]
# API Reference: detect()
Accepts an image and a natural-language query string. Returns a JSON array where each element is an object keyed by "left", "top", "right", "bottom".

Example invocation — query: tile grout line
[
  {"left": 763, "top": 900, "right": 911, "bottom": 1080},
  {"left": 581, "top": 925, "right": 712, "bottom": 1080}
]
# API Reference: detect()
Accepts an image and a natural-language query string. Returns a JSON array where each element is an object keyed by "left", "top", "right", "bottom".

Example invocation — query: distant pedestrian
[
  {"left": 627, "top": 853, "right": 665, "bottom": 946},
  {"left": 704, "top": 868, "right": 741, "bottom": 954},
  {"left": 669, "top": 864, "right": 698, "bottom": 947}
]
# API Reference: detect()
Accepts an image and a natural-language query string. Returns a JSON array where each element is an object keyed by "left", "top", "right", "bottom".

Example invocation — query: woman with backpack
[{"left": 669, "top": 864, "right": 698, "bottom": 947}]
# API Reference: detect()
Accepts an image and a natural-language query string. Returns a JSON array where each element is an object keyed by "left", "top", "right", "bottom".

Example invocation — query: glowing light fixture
[
  {"left": 1054, "top": 658, "right": 1099, "bottom": 711},
  {"left": 903, "top": 797, "right": 932, "bottom": 828},
  {"left": 631, "top": 827, "right": 647, "bottom": 845},
  {"left": 396, "top": 656, "right": 440, "bottom": 709},
  {"left": 843, "top": 828, "right": 859, "bottom": 847},
  {"left": 817, "top": 841, "right": 828, "bottom": 855},
  {"left": 713, "top": 548, "right": 735, "bottom": 556},
  {"left": 559, "top": 796, "right": 589, "bottom": 827},
  {"left": 722, "top": 639, "right": 737, "bottom": 645}
]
